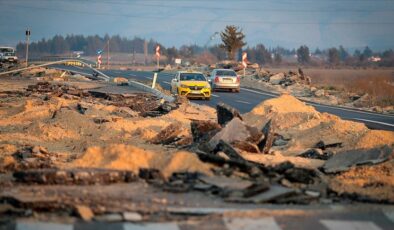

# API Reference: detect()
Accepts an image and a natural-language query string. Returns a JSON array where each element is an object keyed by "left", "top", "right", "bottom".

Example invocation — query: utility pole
[
  {"left": 132, "top": 47, "right": 135, "bottom": 66},
  {"left": 106, "top": 39, "right": 109, "bottom": 69},
  {"left": 25, "top": 29, "right": 30, "bottom": 67},
  {"left": 144, "top": 40, "right": 148, "bottom": 66}
]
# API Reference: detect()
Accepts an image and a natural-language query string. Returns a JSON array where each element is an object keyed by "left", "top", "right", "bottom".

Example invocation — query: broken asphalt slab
[{"left": 322, "top": 145, "right": 393, "bottom": 173}]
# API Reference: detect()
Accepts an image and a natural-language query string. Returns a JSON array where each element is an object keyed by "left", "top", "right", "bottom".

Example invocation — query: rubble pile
[
  {"left": 252, "top": 68, "right": 311, "bottom": 87},
  {"left": 25, "top": 81, "right": 178, "bottom": 116},
  {"left": 0, "top": 75, "right": 393, "bottom": 223}
]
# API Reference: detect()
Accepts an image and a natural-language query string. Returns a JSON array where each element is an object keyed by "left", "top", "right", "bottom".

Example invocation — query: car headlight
[
  {"left": 204, "top": 84, "right": 211, "bottom": 89},
  {"left": 180, "top": 84, "right": 189, "bottom": 88}
]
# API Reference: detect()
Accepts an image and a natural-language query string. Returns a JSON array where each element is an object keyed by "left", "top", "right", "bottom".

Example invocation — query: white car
[
  {"left": 0, "top": 47, "right": 18, "bottom": 63},
  {"left": 209, "top": 69, "right": 240, "bottom": 92}
]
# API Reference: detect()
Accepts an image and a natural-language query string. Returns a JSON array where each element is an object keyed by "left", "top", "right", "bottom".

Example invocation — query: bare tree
[{"left": 220, "top": 25, "right": 246, "bottom": 60}]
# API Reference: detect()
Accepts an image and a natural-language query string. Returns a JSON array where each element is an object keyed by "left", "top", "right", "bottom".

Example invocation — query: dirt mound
[
  {"left": 329, "top": 160, "right": 394, "bottom": 202},
  {"left": 243, "top": 94, "right": 394, "bottom": 155},
  {"left": 244, "top": 94, "right": 319, "bottom": 130},
  {"left": 71, "top": 144, "right": 212, "bottom": 177}
]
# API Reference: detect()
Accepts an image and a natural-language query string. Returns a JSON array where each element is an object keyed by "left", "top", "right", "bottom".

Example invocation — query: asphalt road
[{"left": 51, "top": 65, "right": 394, "bottom": 131}]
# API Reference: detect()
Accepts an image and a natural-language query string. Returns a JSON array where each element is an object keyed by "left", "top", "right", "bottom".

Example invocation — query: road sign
[
  {"left": 242, "top": 52, "right": 247, "bottom": 68},
  {"left": 155, "top": 45, "right": 160, "bottom": 58},
  {"left": 155, "top": 45, "right": 160, "bottom": 68},
  {"left": 97, "top": 49, "right": 103, "bottom": 55},
  {"left": 175, "top": 58, "right": 182, "bottom": 64},
  {"left": 97, "top": 54, "right": 102, "bottom": 69}
]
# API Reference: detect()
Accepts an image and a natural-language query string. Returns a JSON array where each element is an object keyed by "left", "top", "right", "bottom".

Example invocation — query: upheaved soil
[
  {"left": 0, "top": 76, "right": 215, "bottom": 177},
  {"left": 243, "top": 94, "right": 394, "bottom": 156},
  {"left": 329, "top": 160, "right": 394, "bottom": 202}
]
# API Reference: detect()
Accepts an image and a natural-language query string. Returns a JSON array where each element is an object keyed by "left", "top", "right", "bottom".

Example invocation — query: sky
[{"left": 0, "top": 0, "right": 394, "bottom": 51}]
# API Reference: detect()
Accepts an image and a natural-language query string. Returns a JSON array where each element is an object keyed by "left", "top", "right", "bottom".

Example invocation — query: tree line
[{"left": 15, "top": 31, "right": 394, "bottom": 67}]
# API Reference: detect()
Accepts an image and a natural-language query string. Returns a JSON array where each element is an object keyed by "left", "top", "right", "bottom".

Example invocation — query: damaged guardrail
[
  {"left": 126, "top": 79, "right": 175, "bottom": 103},
  {"left": 0, "top": 59, "right": 110, "bottom": 81}
]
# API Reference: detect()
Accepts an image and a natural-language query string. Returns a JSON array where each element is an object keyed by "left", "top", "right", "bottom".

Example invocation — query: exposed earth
[{"left": 0, "top": 67, "right": 393, "bottom": 228}]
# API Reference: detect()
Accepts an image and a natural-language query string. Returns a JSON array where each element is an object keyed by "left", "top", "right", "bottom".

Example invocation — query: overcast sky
[{"left": 1, "top": 0, "right": 394, "bottom": 51}]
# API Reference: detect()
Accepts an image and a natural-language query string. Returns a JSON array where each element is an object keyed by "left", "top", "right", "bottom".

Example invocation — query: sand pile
[
  {"left": 71, "top": 144, "right": 212, "bottom": 177},
  {"left": 329, "top": 160, "right": 394, "bottom": 202},
  {"left": 243, "top": 94, "right": 394, "bottom": 155},
  {"left": 0, "top": 79, "right": 217, "bottom": 177}
]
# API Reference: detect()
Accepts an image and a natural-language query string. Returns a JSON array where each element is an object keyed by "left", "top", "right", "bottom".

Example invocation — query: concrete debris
[
  {"left": 258, "top": 119, "right": 275, "bottom": 154},
  {"left": 253, "top": 68, "right": 311, "bottom": 87},
  {"left": 94, "top": 213, "right": 123, "bottom": 222},
  {"left": 199, "top": 175, "right": 253, "bottom": 191},
  {"left": 298, "top": 148, "right": 333, "bottom": 160},
  {"left": 123, "top": 212, "right": 143, "bottom": 222},
  {"left": 25, "top": 82, "right": 178, "bottom": 116},
  {"left": 190, "top": 120, "right": 221, "bottom": 143},
  {"left": 232, "top": 141, "right": 260, "bottom": 153},
  {"left": 151, "top": 123, "right": 183, "bottom": 145},
  {"left": 13, "top": 168, "right": 136, "bottom": 185},
  {"left": 315, "top": 140, "right": 343, "bottom": 150},
  {"left": 226, "top": 185, "right": 296, "bottom": 203},
  {"left": 323, "top": 145, "right": 393, "bottom": 173},
  {"left": 214, "top": 140, "right": 247, "bottom": 162},
  {"left": 216, "top": 103, "right": 243, "bottom": 126},
  {"left": 74, "top": 205, "right": 94, "bottom": 221},
  {"left": 284, "top": 168, "right": 317, "bottom": 184},
  {"left": 269, "top": 73, "right": 285, "bottom": 85},
  {"left": 209, "top": 117, "right": 263, "bottom": 151},
  {"left": 1, "top": 73, "right": 394, "bottom": 222}
]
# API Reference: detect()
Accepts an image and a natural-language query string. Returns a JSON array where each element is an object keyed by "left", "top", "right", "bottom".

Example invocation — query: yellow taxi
[{"left": 170, "top": 71, "right": 211, "bottom": 100}]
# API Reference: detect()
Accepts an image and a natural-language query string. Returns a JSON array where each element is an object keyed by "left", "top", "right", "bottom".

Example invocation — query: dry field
[{"left": 270, "top": 68, "right": 394, "bottom": 107}]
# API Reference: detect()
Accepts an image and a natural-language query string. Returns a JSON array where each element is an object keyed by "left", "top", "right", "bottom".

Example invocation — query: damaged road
[{"left": 0, "top": 70, "right": 394, "bottom": 228}]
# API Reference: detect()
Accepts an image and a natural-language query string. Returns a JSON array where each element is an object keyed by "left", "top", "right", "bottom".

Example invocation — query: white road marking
[
  {"left": 211, "top": 94, "right": 219, "bottom": 97},
  {"left": 383, "top": 210, "right": 394, "bottom": 223},
  {"left": 163, "top": 81, "right": 171, "bottom": 85},
  {"left": 306, "top": 102, "right": 394, "bottom": 119},
  {"left": 16, "top": 221, "right": 73, "bottom": 230},
  {"left": 145, "top": 76, "right": 152, "bottom": 80},
  {"left": 224, "top": 217, "right": 282, "bottom": 230},
  {"left": 320, "top": 220, "right": 382, "bottom": 230},
  {"left": 240, "top": 87, "right": 278, "bottom": 97},
  {"left": 123, "top": 222, "right": 180, "bottom": 230},
  {"left": 235, "top": 100, "right": 251, "bottom": 104},
  {"left": 351, "top": 118, "right": 394, "bottom": 127}
]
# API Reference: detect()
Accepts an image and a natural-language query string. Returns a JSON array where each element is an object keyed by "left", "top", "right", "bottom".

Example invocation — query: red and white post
[
  {"left": 242, "top": 52, "right": 248, "bottom": 76},
  {"left": 97, "top": 54, "right": 102, "bottom": 69},
  {"left": 155, "top": 45, "right": 160, "bottom": 69}
]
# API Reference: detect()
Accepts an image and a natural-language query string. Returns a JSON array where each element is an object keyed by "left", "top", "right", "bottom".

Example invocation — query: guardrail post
[{"left": 152, "top": 72, "right": 158, "bottom": 89}]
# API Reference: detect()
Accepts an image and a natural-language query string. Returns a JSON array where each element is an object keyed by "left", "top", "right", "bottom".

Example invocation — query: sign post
[
  {"left": 155, "top": 45, "right": 160, "bottom": 69},
  {"left": 97, "top": 49, "right": 103, "bottom": 69},
  {"left": 25, "top": 29, "right": 31, "bottom": 67},
  {"left": 242, "top": 52, "right": 248, "bottom": 76}
]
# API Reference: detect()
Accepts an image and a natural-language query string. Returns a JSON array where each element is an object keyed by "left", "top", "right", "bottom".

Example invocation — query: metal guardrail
[
  {"left": 28, "top": 57, "right": 96, "bottom": 66},
  {"left": 0, "top": 59, "right": 110, "bottom": 81},
  {"left": 126, "top": 79, "right": 175, "bottom": 102},
  {"left": 1, "top": 58, "right": 175, "bottom": 102}
]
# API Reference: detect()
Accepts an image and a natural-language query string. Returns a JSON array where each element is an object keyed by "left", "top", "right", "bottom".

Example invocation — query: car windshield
[
  {"left": 0, "top": 48, "right": 14, "bottom": 53},
  {"left": 180, "top": 73, "right": 206, "bottom": 81},
  {"left": 216, "top": 70, "right": 236, "bottom": 76}
]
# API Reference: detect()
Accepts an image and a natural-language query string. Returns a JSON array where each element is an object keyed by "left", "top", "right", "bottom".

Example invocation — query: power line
[
  {"left": 33, "top": 0, "right": 394, "bottom": 13},
  {"left": 3, "top": 3, "right": 394, "bottom": 25}
]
